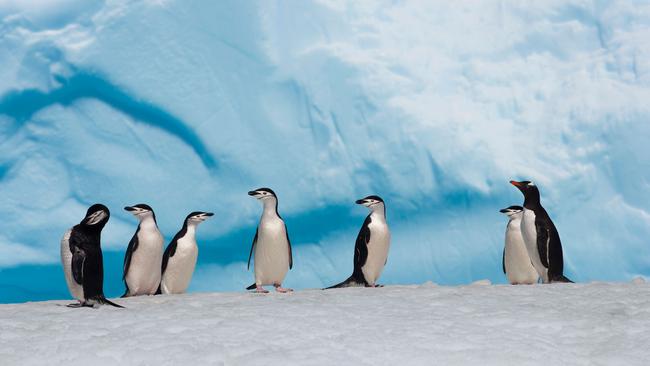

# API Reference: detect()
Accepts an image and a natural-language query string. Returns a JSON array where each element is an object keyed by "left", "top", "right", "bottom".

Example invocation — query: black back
[{"left": 69, "top": 221, "right": 107, "bottom": 299}]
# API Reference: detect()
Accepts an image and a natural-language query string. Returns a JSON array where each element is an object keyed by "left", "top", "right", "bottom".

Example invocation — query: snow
[
  {"left": 1, "top": 283, "right": 649, "bottom": 365},
  {"left": 1, "top": 1, "right": 650, "bottom": 303}
]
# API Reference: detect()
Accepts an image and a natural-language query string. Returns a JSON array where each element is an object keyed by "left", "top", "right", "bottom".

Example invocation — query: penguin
[
  {"left": 246, "top": 188, "right": 293, "bottom": 293},
  {"left": 510, "top": 180, "right": 573, "bottom": 283},
  {"left": 499, "top": 205, "right": 539, "bottom": 285},
  {"left": 122, "top": 204, "right": 164, "bottom": 297},
  {"left": 159, "top": 211, "right": 213, "bottom": 294},
  {"left": 60, "top": 204, "right": 123, "bottom": 308},
  {"left": 326, "top": 195, "right": 391, "bottom": 289}
]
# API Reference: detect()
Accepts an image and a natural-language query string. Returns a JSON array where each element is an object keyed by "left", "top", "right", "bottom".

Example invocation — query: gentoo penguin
[
  {"left": 246, "top": 188, "right": 293, "bottom": 293},
  {"left": 60, "top": 204, "right": 123, "bottom": 308},
  {"left": 326, "top": 195, "right": 391, "bottom": 288},
  {"left": 499, "top": 205, "right": 539, "bottom": 285},
  {"left": 122, "top": 204, "right": 164, "bottom": 297},
  {"left": 510, "top": 180, "right": 573, "bottom": 283},
  {"left": 159, "top": 211, "right": 213, "bottom": 294}
]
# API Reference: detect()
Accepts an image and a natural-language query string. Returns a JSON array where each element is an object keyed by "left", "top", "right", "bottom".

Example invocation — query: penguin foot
[
  {"left": 274, "top": 285, "right": 293, "bottom": 293},
  {"left": 255, "top": 286, "right": 270, "bottom": 294},
  {"left": 65, "top": 302, "right": 83, "bottom": 308}
]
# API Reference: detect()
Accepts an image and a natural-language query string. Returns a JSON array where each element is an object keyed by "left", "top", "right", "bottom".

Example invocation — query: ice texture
[
  {"left": 1, "top": 283, "right": 650, "bottom": 365},
  {"left": 1, "top": 1, "right": 650, "bottom": 302}
]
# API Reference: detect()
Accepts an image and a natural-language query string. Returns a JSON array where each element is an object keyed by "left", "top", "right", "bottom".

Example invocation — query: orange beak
[{"left": 510, "top": 180, "right": 523, "bottom": 187}]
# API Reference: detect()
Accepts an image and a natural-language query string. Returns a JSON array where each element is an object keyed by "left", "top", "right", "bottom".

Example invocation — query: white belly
[
  {"left": 125, "top": 229, "right": 164, "bottom": 295},
  {"left": 254, "top": 218, "right": 290, "bottom": 286},
  {"left": 161, "top": 237, "right": 198, "bottom": 294},
  {"left": 60, "top": 229, "right": 84, "bottom": 301},
  {"left": 361, "top": 220, "right": 391, "bottom": 285},
  {"left": 520, "top": 208, "right": 548, "bottom": 283},
  {"left": 504, "top": 219, "right": 539, "bottom": 285}
]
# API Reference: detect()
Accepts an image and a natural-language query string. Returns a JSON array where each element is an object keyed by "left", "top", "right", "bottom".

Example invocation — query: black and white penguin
[
  {"left": 326, "top": 195, "right": 391, "bottom": 288},
  {"left": 499, "top": 205, "right": 539, "bottom": 285},
  {"left": 159, "top": 211, "right": 213, "bottom": 294},
  {"left": 246, "top": 188, "right": 293, "bottom": 293},
  {"left": 60, "top": 204, "right": 123, "bottom": 308},
  {"left": 122, "top": 204, "right": 164, "bottom": 297},
  {"left": 510, "top": 180, "right": 573, "bottom": 283}
]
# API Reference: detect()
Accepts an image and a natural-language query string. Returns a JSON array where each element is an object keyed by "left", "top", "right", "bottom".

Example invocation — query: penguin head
[
  {"left": 82, "top": 204, "right": 110, "bottom": 228},
  {"left": 248, "top": 188, "right": 277, "bottom": 202},
  {"left": 186, "top": 211, "right": 214, "bottom": 224},
  {"left": 499, "top": 205, "right": 523, "bottom": 218},
  {"left": 510, "top": 180, "right": 540, "bottom": 203},
  {"left": 124, "top": 204, "right": 156, "bottom": 221},
  {"left": 356, "top": 195, "right": 385, "bottom": 211}
]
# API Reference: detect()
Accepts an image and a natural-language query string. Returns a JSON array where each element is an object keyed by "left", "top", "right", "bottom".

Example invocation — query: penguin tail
[
  {"left": 97, "top": 296, "right": 125, "bottom": 308},
  {"left": 323, "top": 274, "right": 367, "bottom": 290},
  {"left": 550, "top": 275, "right": 574, "bottom": 283},
  {"left": 246, "top": 283, "right": 257, "bottom": 291}
]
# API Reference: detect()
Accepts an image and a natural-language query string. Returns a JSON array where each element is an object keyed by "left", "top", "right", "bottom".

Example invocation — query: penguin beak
[
  {"left": 204, "top": 212, "right": 214, "bottom": 217},
  {"left": 124, "top": 206, "right": 136, "bottom": 212},
  {"left": 510, "top": 180, "right": 523, "bottom": 187},
  {"left": 248, "top": 191, "right": 258, "bottom": 196},
  {"left": 499, "top": 208, "right": 509, "bottom": 213},
  {"left": 355, "top": 199, "right": 366, "bottom": 205}
]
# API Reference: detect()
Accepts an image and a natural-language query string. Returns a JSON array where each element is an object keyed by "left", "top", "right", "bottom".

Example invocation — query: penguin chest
[
  {"left": 520, "top": 208, "right": 548, "bottom": 282},
  {"left": 60, "top": 229, "right": 84, "bottom": 301},
  {"left": 162, "top": 238, "right": 198, "bottom": 294},
  {"left": 126, "top": 229, "right": 164, "bottom": 295},
  {"left": 361, "top": 220, "right": 391, "bottom": 285},
  {"left": 504, "top": 219, "right": 539, "bottom": 285},
  {"left": 254, "top": 218, "right": 290, "bottom": 285}
]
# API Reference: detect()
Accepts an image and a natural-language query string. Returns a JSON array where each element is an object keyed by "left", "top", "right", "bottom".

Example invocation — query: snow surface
[
  {"left": 1, "top": 1, "right": 650, "bottom": 302},
  {"left": 1, "top": 282, "right": 649, "bottom": 366}
]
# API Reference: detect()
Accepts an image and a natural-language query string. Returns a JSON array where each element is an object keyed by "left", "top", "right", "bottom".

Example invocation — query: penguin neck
[
  {"left": 138, "top": 214, "right": 158, "bottom": 231},
  {"left": 523, "top": 189, "right": 541, "bottom": 209},
  {"left": 369, "top": 203, "right": 386, "bottom": 221},
  {"left": 184, "top": 221, "right": 198, "bottom": 239},
  {"left": 261, "top": 197, "right": 280, "bottom": 219}
]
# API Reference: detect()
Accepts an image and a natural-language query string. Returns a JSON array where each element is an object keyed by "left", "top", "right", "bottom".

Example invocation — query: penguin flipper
[
  {"left": 161, "top": 237, "right": 179, "bottom": 276},
  {"left": 247, "top": 230, "right": 258, "bottom": 270},
  {"left": 123, "top": 230, "right": 139, "bottom": 281},
  {"left": 71, "top": 247, "right": 86, "bottom": 285},
  {"left": 502, "top": 248, "right": 506, "bottom": 274},
  {"left": 535, "top": 221, "right": 550, "bottom": 268},
  {"left": 353, "top": 216, "right": 371, "bottom": 269},
  {"left": 284, "top": 223, "right": 293, "bottom": 270}
]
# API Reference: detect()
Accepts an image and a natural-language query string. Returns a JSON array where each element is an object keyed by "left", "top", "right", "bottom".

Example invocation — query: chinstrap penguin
[
  {"left": 326, "top": 195, "right": 391, "bottom": 289},
  {"left": 122, "top": 204, "right": 164, "bottom": 297},
  {"left": 510, "top": 180, "right": 573, "bottom": 283},
  {"left": 499, "top": 205, "right": 539, "bottom": 285},
  {"left": 159, "top": 211, "right": 213, "bottom": 294},
  {"left": 246, "top": 188, "right": 293, "bottom": 293},
  {"left": 60, "top": 204, "right": 123, "bottom": 308}
]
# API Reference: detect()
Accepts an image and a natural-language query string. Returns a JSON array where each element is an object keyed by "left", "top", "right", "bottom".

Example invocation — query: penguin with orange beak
[{"left": 510, "top": 180, "right": 573, "bottom": 283}]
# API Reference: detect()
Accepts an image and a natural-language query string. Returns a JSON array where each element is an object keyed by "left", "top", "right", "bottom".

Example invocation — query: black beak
[
  {"left": 248, "top": 191, "right": 258, "bottom": 196},
  {"left": 499, "top": 208, "right": 509, "bottom": 213},
  {"left": 355, "top": 199, "right": 366, "bottom": 205},
  {"left": 204, "top": 212, "right": 214, "bottom": 217},
  {"left": 124, "top": 206, "right": 136, "bottom": 211}
]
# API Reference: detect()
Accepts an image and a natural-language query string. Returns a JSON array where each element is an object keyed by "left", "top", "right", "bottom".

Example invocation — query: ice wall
[{"left": 1, "top": 0, "right": 649, "bottom": 302}]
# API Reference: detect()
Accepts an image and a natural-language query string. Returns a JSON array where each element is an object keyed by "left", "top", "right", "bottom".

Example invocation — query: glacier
[{"left": 1, "top": 0, "right": 650, "bottom": 303}]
